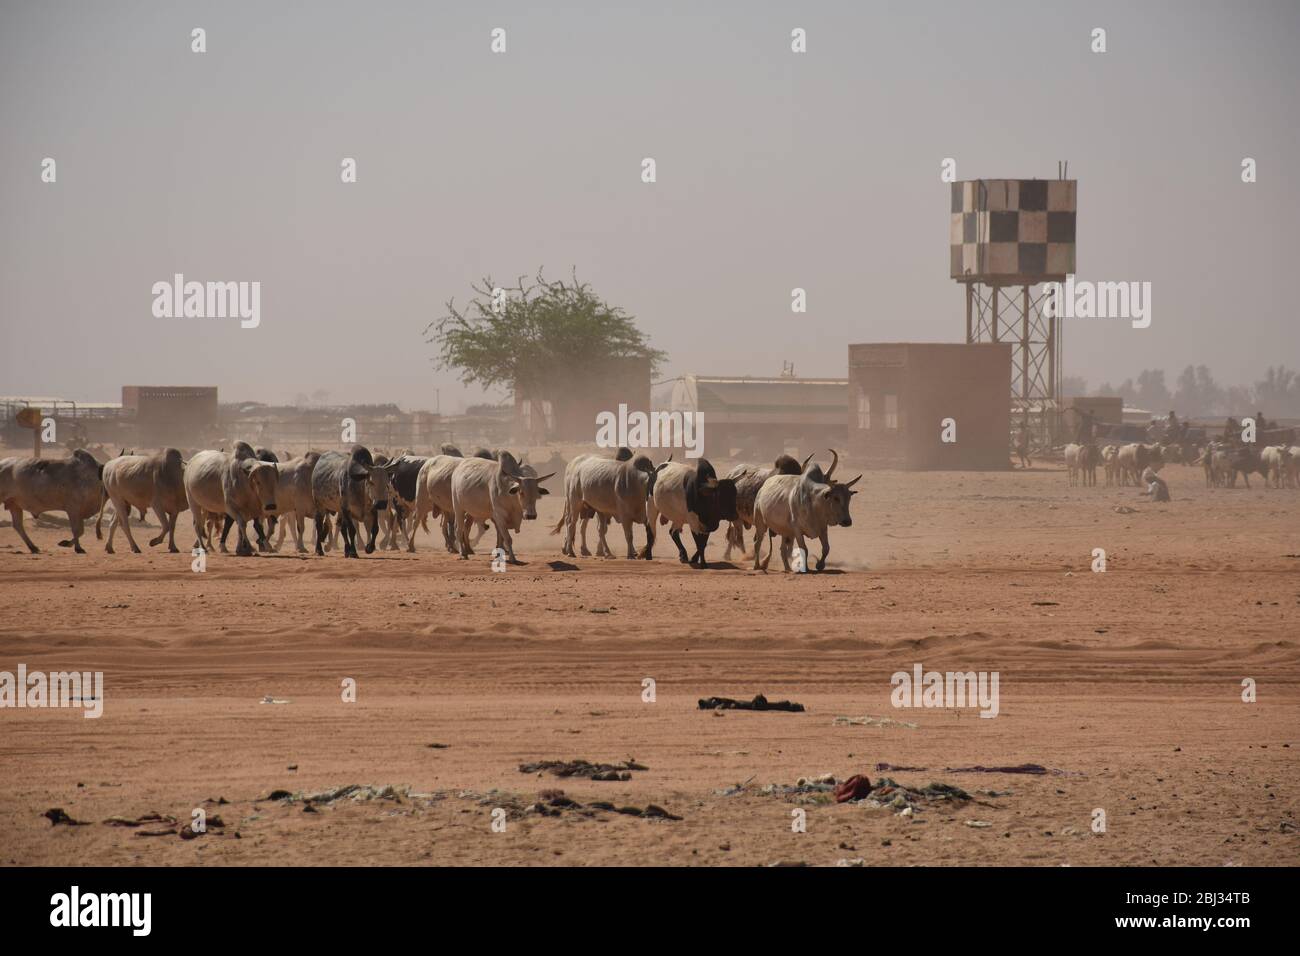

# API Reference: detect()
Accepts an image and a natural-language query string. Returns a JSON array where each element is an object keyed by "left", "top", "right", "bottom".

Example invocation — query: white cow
[
  {"left": 751, "top": 460, "right": 860, "bottom": 573},
  {"left": 98, "top": 448, "right": 187, "bottom": 553},
  {"left": 185, "top": 450, "right": 279, "bottom": 556},
  {"left": 449, "top": 451, "right": 553, "bottom": 563}
]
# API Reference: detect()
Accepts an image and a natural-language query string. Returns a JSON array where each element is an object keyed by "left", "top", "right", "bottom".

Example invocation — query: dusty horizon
[{"left": 3, "top": 0, "right": 1298, "bottom": 411}]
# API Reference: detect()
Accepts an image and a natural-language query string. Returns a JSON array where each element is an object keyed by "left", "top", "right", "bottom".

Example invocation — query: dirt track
[{"left": 2, "top": 462, "right": 1297, "bottom": 866}]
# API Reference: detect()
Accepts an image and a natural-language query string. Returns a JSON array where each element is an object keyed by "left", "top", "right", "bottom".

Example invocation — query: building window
[
  {"left": 885, "top": 393, "right": 899, "bottom": 430},
  {"left": 857, "top": 391, "right": 870, "bottom": 430},
  {"left": 541, "top": 400, "right": 555, "bottom": 433},
  {"left": 520, "top": 399, "right": 532, "bottom": 431}
]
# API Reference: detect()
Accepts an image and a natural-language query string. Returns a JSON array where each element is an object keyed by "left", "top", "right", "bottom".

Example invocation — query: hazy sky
[{"left": 2, "top": 0, "right": 1297, "bottom": 412}]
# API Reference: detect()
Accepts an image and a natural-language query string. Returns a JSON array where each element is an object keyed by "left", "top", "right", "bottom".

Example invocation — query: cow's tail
[
  {"left": 550, "top": 502, "right": 569, "bottom": 536},
  {"left": 94, "top": 486, "right": 108, "bottom": 540}
]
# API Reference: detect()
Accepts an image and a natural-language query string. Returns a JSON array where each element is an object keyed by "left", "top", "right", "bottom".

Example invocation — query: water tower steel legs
[{"left": 963, "top": 280, "right": 1060, "bottom": 454}]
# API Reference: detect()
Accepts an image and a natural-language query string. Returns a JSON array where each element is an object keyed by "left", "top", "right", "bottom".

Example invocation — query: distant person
[
  {"left": 1015, "top": 422, "right": 1031, "bottom": 469},
  {"left": 1256, "top": 411, "right": 1267, "bottom": 433},
  {"left": 1224, "top": 417, "right": 1239, "bottom": 441},
  {"left": 1141, "top": 466, "right": 1170, "bottom": 502}
]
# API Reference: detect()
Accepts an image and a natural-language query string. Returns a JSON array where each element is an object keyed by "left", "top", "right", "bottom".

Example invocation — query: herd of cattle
[
  {"left": 0, "top": 443, "right": 862, "bottom": 571},
  {"left": 1063, "top": 440, "right": 1299, "bottom": 490}
]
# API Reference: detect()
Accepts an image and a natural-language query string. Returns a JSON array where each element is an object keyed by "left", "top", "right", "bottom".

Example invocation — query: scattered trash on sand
[
  {"left": 698, "top": 694, "right": 805, "bottom": 712},
  {"left": 965, "top": 820, "right": 993, "bottom": 829},
  {"left": 836, "top": 858, "right": 866, "bottom": 867},
  {"left": 103, "top": 812, "right": 176, "bottom": 828},
  {"left": 876, "top": 762, "right": 1068, "bottom": 776},
  {"left": 834, "top": 775, "right": 875, "bottom": 803},
  {"left": 259, "top": 695, "right": 291, "bottom": 705},
  {"left": 258, "top": 784, "right": 415, "bottom": 805},
  {"left": 43, "top": 808, "right": 88, "bottom": 826},
  {"left": 723, "top": 773, "right": 985, "bottom": 816},
  {"left": 519, "top": 790, "right": 682, "bottom": 821},
  {"left": 834, "top": 715, "right": 918, "bottom": 729},
  {"left": 518, "top": 758, "right": 648, "bottom": 781}
]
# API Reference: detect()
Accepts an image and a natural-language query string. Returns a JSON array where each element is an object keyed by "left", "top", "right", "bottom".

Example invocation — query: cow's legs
[
  {"left": 233, "top": 513, "right": 255, "bottom": 557},
  {"left": 165, "top": 509, "right": 180, "bottom": 552},
  {"left": 578, "top": 513, "right": 592, "bottom": 557},
  {"left": 339, "top": 510, "right": 358, "bottom": 558},
  {"left": 291, "top": 514, "right": 307, "bottom": 553},
  {"left": 67, "top": 513, "right": 87, "bottom": 554},
  {"left": 462, "top": 511, "right": 483, "bottom": 558},
  {"left": 114, "top": 495, "right": 143, "bottom": 553},
  {"left": 105, "top": 499, "right": 121, "bottom": 554},
  {"left": 405, "top": 508, "right": 421, "bottom": 553},
  {"left": 313, "top": 514, "right": 328, "bottom": 556},
  {"left": 253, "top": 518, "right": 270, "bottom": 553},
  {"left": 7, "top": 506, "right": 39, "bottom": 553},
  {"left": 751, "top": 515, "right": 769, "bottom": 571},
  {"left": 689, "top": 531, "right": 709, "bottom": 568},
  {"left": 364, "top": 509, "right": 378, "bottom": 555},
  {"left": 779, "top": 535, "right": 794, "bottom": 572},
  {"left": 596, "top": 514, "right": 613, "bottom": 558},
  {"left": 669, "top": 526, "right": 690, "bottom": 563},
  {"left": 147, "top": 495, "right": 170, "bottom": 548},
  {"left": 621, "top": 518, "right": 637, "bottom": 559},
  {"left": 189, "top": 503, "right": 207, "bottom": 552},
  {"left": 561, "top": 499, "right": 578, "bottom": 557},
  {"left": 723, "top": 520, "right": 745, "bottom": 561},
  {"left": 640, "top": 519, "right": 655, "bottom": 560},
  {"left": 816, "top": 530, "right": 830, "bottom": 571}
]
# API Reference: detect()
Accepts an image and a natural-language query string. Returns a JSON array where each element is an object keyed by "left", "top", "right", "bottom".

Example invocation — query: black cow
[
  {"left": 651, "top": 457, "right": 738, "bottom": 568},
  {"left": 311, "top": 446, "right": 397, "bottom": 558}
]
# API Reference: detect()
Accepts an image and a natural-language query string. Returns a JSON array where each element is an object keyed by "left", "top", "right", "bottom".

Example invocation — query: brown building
[
  {"left": 121, "top": 386, "right": 218, "bottom": 444},
  {"left": 669, "top": 374, "right": 848, "bottom": 460},
  {"left": 514, "top": 357, "right": 652, "bottom": 444},
  {"left": 848, "top": 343, "right": 1011, "bottom": 470}
]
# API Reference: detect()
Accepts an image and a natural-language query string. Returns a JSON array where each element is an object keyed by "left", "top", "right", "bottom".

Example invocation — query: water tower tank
[{"left": 950, "top": 179, "right": 1076, "bottom": 283}]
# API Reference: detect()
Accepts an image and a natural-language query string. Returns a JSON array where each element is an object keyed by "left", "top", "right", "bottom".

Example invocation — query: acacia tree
[{"left": 424, "top": 270, "right": 666, "bottom": 405}]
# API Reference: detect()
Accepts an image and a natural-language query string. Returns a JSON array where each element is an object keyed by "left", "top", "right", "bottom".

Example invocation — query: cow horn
[
  {"left": 800, "top": 452, "right": 815, "bottom": 472},
  {"left": 534, "top": 472, "right": 555, "bottom": 483},
  {"left": 844, "top": 474, "right": 862, "bottom": 489},
  {"left": 825, "top": 448, "right": 839, "bottom": 480}
]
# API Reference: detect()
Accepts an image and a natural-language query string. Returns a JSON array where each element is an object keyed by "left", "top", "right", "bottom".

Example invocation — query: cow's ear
[
  {"left": 538, "top": 486, "right": 550, "bottom": 495},
  {"left": 348, "top": 463, "right": 370, "bottom": 481},
  {"left": 508, "top": 483, "right": 521, "bottom": 495}
]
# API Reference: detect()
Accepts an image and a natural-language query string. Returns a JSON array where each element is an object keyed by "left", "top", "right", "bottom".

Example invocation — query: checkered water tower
[{"left": 950, "top": 177, "right": 1077, "bottom": 447}]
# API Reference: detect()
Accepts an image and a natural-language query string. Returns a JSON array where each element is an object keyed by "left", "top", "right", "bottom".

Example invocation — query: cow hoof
[
  {"left": 74, "top": 546, "right": 86, "bottom": 554},
  {"left": 365, "top": 544, "right": 375, "bottom": 554},
  {"left": 105, "top": 546, "right": 114, "bottom": 555}
]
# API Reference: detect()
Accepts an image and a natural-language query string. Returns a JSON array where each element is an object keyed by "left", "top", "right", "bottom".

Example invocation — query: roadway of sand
[{"left": 1, "top": 461, "right": 1297, "bottom": 866}]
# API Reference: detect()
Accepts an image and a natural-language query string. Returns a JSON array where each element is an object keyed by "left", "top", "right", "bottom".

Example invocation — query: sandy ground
[{"left": 1, "top": 460, "right": 1297, "bottom": 867}]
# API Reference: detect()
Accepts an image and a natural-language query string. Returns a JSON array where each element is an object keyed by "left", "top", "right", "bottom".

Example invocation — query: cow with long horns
[{"left": 751, "top": 449, "right": 860, "bottom": 572}]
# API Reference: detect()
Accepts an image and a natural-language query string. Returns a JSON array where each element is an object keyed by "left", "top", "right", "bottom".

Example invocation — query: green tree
[{"left": 424, "top": 270, "right": 667, "bottom": 400}]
